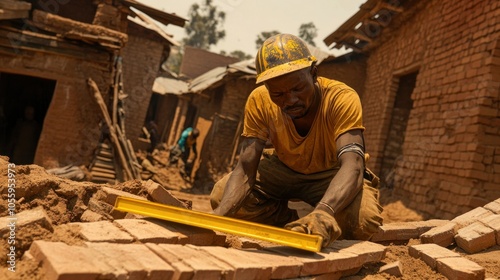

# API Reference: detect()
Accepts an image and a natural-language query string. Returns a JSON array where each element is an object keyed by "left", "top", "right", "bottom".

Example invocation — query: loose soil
[{"left": 0, "top": 154, "right": 499, "bottom": 279}]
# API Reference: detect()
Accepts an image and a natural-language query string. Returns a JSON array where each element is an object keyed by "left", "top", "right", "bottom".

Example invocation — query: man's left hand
[{"left": 284, "top": 209, "right": 341, "bottom": 248}]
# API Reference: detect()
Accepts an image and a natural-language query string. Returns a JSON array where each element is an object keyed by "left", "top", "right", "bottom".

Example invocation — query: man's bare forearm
[
  {"left": 317, "top": 154, "right": 364, "bottom": 214},
  {"left": 213, "top": 137, "right": 265, "bottom": 216}
]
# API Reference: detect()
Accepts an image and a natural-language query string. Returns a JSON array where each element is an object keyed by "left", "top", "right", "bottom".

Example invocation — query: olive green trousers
[{"left": 211, "top": 152, "right": 384, "bottom": 240}]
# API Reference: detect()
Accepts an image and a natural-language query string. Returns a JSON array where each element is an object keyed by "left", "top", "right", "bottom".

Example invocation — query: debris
[{"left": 379, "top": 261, "right": 403, "bottom": 277}]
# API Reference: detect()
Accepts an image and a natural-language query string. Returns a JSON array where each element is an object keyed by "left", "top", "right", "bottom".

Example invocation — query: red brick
[
  {"left": 479, "top": 214, "right": 500, "bottom": 245},
  {"left": 74, "top": 221, "right": 134, "bottom": 243},
  {"left": 236, "top": 248, "right": 303, "bottom": 279},
  {"left": 158, "top": 220, "right": 216, "bottom": 246},
  {"left": 191, "top": 246, "right": 273, "bottom": 279},
  {"left": 0, "top": 206, "right": 53, "bottom": 235},
  {"left": 141, "top": 179, "right": 189, "bottom": 208},
  {"left": 145, "top": 244, "right": 194, "bottom": 280},
  {"left": 79, "top": 210, "right": 105, "bottom": 223},
  {"left": 408, "top": 243, "right": 460, "bottom": 269},
  {"left": 266, "top": 245, "right": 359, "bottom": 276},
  {"left": 370, "top": 220, "right": 448, "bottom": 242},
  {"left": 455, "top": 222, "right": 496, "bottom": 253},
  {"left": 29, "top": 241, "right": 116, "bottom": 280},
  {"left": 328, "top": 240, "right": 386, "bottom": 265},
  {"left": 420, "top": 222, "right": 457, "bottom": 247},
  {"left": 97, "top": 186, "right": 146, "bottom": 206},
  {"left": 86, "top": 242, "right": 175, "bottom": 279},
  {"left": 483, "top": 199, "right": 500, "bottom": 214},
  {"left": 113, "top": 218, "right": 187, "bottom": 244},
  {"left": 267, "top": 240, "right": 386, "bottom": 277},
  {"left": 379, "top": 261, "right": 403, "bottom": 277},
  {"left": 145, "top": 243, "right": 232, "bottom": 279},
  {"left": 436, "top": 257, "right": 485, "bottom": 280},
  {"left": 451, "top": 207, "right": 494, "bottom": 228}
]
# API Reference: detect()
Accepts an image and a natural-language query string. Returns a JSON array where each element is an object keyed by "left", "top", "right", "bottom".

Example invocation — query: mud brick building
[
  {"left": 323, "top": 0, "right": 499, "bottom": 219},
  {"left": 0, "top": 0, "right": 185, "bottom": 167}
]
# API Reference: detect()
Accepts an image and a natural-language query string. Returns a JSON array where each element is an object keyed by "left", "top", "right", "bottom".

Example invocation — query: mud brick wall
[
  {"left": 317, "top": 54, "right": 367, "bottom": 98},
  {"left": 0, "top": 48, "right": 112, "bottom": 167},
  {"left": 121, "top": 22, "right": 166, "bottom": 149},
  {"left": 361, "top": 0, "right": 500, "bottom": 219}
]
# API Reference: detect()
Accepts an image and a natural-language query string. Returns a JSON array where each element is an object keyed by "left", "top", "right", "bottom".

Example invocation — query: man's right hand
[{"left": 284, "top": 209, "right": 342, "bottom": 248}]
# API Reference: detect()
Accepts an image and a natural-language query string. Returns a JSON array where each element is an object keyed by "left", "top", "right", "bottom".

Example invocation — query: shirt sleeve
[
  {"left": 331, "top": 89, "right": 365, "bottom": 140},
  {"left": 241, "top": 89, "right": 270, "bottom": 141}
]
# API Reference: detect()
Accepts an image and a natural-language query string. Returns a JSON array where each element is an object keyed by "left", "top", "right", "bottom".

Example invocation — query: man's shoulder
[{"left": 318, "top": 77, "right": 356, "bottom": 93}]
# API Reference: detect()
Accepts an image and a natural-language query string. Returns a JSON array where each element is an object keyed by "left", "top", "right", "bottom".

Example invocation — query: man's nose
[{"left": 283, "top": 91, "right": 298, "bottom": 106}]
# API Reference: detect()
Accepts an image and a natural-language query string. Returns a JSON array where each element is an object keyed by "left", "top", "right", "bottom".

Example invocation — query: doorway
[
  {"left": 380, "top": 71, "right": 418, "bottom": 188},
  {"left": 0, "top": 72, "right": 56, "bottom": 164}
]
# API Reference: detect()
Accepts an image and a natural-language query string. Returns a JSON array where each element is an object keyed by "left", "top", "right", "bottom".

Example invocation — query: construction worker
[
  {"left": 211, "top": 34, "right": 383, "bottom": 248},
  {"left": 169, "top": 127, "right": 199, "bottom": 179}
]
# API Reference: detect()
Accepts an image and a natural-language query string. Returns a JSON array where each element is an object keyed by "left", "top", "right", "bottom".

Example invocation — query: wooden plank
[
  {"left": 90, "top": 171, "right": 115, "bottom": 180},
  {"left": 87, "top": 78, "right": 133, "bottom": 180},
  {"left": 0, "top": 0, "right": 31, "bottom": 10},
  {"left": 0, "top": 26, "right": 111, "bottom": 63},
  {"left": 32, "top": 9, "right": 127, "bottom": 46},
  {"left": 93, "top": 161, "right": 115, "bottom": 170},
  {"left": 0, "top": 8, "right": 28, "bottom": 20},
  {"left": 91, "top": 166, "right": 116, "bottom": 175}
]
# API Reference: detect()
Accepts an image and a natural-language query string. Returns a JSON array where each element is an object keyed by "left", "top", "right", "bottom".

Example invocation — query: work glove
[{"left": 284, "top": 209, "right": 342, "bottom": 248}]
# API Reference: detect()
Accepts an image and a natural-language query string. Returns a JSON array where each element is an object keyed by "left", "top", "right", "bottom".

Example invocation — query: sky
[{"left": 136, "top": 0, "right": 365, "bottom": 57}]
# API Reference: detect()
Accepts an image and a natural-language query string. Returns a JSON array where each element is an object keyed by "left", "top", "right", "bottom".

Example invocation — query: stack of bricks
[
  {"left": 371, "top": 198, "right": 500, "bottom": 278},
  {"left": 421, "top": 199, "right": 500, "bottom": 253}
]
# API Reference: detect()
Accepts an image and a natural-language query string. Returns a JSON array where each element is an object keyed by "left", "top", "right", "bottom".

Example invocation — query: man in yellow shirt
[{"left": 211, "top": 34, "right": 383, "bottom": 248}]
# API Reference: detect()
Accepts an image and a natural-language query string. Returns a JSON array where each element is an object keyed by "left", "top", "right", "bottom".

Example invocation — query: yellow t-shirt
[{"left": 242, "top": 77, "right": 364, "bottom": 174}]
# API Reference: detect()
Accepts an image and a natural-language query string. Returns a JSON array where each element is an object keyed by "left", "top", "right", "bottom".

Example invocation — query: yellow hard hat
[{"left": 255, "top": 33, "right": 317, "bottom": 84}]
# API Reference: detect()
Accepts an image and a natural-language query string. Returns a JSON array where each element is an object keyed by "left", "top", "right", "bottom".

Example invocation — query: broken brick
[
  {"left": 0, "top": 206, "right": 53, "bottom": 236},
  {"left": 420, "top": 222, "right": 457, "bottom": 247},
  {"left": 379, "top": 261, "right": 403, "bottom": 277},
  {"left": 141, "top": 179, "right": 189, "bottom": 208},
  {"left": 455, "top": 221, "right": 496, "bottom": 253}
]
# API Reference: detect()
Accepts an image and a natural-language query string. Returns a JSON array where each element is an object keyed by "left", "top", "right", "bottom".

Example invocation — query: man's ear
[{"left": 310, "top": 65, "right": 318, "bottom": 81}]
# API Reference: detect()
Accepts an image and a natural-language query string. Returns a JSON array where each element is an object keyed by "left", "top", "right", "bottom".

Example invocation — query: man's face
[{"left": 265, "top": 67, "right": 317, "bottom": 119}]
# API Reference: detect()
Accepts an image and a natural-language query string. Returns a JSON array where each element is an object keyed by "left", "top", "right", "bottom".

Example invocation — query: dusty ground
[{"left": 0, "top": 154, "right": 499, "bottom": 279}]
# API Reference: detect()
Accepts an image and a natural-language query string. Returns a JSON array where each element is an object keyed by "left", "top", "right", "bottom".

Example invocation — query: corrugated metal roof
[
  {"left": 189, "top": 59, "right": 256, "bottom": 93},
  {"left": 153, "top": 77, "right": 189, "bottom": 95}
]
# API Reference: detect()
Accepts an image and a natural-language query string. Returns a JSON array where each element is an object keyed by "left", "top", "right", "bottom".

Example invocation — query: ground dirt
[{"left": 0, "top": 154, "right": 499, "bottom": 279}]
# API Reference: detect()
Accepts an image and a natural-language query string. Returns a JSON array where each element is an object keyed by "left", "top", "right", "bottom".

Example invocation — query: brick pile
[{"left": 372, "top": 198, "right": 500, "bottom": 278}]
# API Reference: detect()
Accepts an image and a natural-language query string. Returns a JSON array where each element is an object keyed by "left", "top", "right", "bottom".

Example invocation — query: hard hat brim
[{"left": 255, "top": 56, "right": 316, "bottom": 84}]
